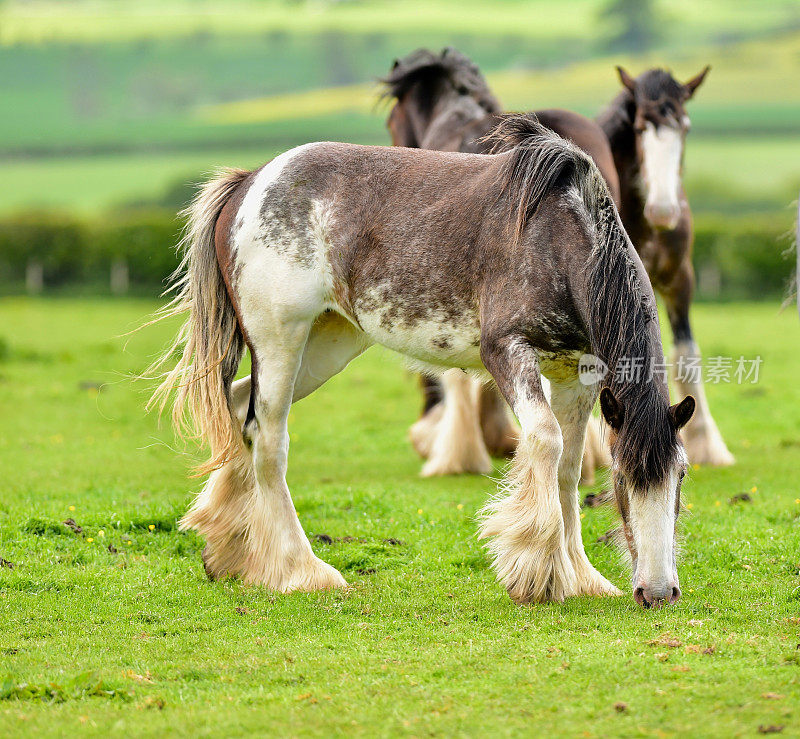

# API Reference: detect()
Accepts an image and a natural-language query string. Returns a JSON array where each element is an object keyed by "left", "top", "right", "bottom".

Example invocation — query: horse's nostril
[
  {"left": 669, "top": 585, "right": 682, "bottom": 603},
  {"left": 634, "top": 587, "right": 650, "bottom": 608}
]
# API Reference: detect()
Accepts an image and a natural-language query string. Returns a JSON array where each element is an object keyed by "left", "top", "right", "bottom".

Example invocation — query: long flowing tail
[{"left": 148, "top": 168, "right": 250, "bottom": 473}]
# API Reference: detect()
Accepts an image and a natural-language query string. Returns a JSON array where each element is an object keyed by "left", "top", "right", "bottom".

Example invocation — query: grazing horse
[
  {"left": 151, "top": 115, "right": 694, "bottom": 608},
  {"left": 383, "top": 48, "right": 619, "bottom": 482},
  {"left": 597, "top": 67, "right": 733, "bottom": 466}
]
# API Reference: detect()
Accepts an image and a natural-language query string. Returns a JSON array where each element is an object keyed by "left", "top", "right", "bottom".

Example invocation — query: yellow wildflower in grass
[
  {"left": 715, "top": 501, "right": 721, "bottom": 507},
  {"left": 751, "top": 486, "right": 757, "bottom": 493},
  {"left": 148, "top": 524, "right": 155, "bottom": 531},
  {"left": 417, "top": 509, "right": 423, "bottom": 515},
  {"left": 98, "top": 529, "right": 105, "bottom": 537},
  {"left": 456, "top": 504, "right": 464, "bottom": 510},
  {"left": 126, "top": 540, "right": 132, "bottom": 545},
  {"left": 686, "top": 503, "right": 694, "bottom": 510},
  {"left": 86, "top": 537, "right": 94, "bottom": 543},
  {"left": 795, "top": 499, "right": 800, "bottom": 505},
  {"left": 692, "top": 464, "right": 700, "bottom": 471},
  {"left": 68, "top": 505, "right": 75, "bottom": 511}
]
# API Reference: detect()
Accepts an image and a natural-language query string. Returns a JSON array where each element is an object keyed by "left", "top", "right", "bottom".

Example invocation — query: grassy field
[{"left": 0, "top": 297, "right": 799, "bottom": 736}]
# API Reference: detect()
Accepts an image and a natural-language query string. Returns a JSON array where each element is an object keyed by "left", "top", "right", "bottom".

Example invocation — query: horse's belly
[{"left": 354, "top": 300, "right": 482, "bottom": 369}]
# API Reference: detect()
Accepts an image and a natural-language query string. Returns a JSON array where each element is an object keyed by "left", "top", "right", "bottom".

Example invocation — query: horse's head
[
  {"left": 600, "top": 387, "right": 695, "bottom": 609},
  {"left": 383, "top": 48, "right": 501, "bottom": 149},
  {"left": 615, "top": 66, "right": 709, "bottom": 230}
]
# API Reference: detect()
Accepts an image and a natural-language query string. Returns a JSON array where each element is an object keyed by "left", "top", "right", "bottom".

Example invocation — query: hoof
[
  {"left": 421, "top": 451, "right": 492, "bottom": 477},
  {"left": 241, "top": 555, "right": 347, "bottom": 594},
  {"left": 201, "top": 545, "right": 217, "bottom": 581},
  {"left": 683, "top": 431, "right": 735, "bottom": 467}
]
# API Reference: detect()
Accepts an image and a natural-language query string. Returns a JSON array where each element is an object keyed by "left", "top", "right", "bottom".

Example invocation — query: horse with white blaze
[{"left": 150, "top": 115, "right": 695, "bottom": 608}]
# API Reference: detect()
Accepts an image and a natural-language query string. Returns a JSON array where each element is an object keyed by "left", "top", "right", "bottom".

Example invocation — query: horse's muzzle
[
  {"left": 644, "top": 201, "right": 681, "bottom": 230},
  {"left": 634, "top": 583, "right": 682, "bottom": 609}
]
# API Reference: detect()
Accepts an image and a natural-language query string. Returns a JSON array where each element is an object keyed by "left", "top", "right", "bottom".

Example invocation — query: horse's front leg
[
  {"left": 478, "top": 334, "right": 576, "bottom": 604},
  {"left": 664, "top": 263, "right": 734, "bottom": 466},
  {"left": 549, "top": 380, "right": 622, "bottom": 597}
]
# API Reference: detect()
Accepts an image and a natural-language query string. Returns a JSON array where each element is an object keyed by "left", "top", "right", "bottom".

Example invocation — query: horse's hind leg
[
  {"left": 240, "top": 317, "right": 347, "bottom": 592},
  {"left": 549, "top": 379, "right": 622, "bottom": 597},
  {"left": 420, "top": 369, "right": 492, "bottom": 477},
  {"left": 478, "top": 334, "right": 576, "bottom": 603},
  {"left": 200, "top": 312, "right": 368, "bottom": 586},
  {"left": 663, "top": 264, "right": 734, "bottom": 466}
]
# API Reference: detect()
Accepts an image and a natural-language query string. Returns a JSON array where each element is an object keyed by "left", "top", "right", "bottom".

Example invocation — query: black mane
[{"left": 493, "top": 114, "right": 679, "bottom": 490}]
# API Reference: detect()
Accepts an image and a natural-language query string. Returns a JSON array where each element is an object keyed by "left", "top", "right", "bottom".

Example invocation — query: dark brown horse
[
  {"left": 152, "top": 115, "right": 694, "bottom": 607},
  {"left": 597, "top": 67, "right": 733, "bottom": 466},
  {"left": 383, "top": 48, "right": 619, "bottom": 480}
]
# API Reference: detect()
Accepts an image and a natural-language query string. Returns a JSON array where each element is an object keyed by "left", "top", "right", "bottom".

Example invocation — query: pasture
[{"left": 1, "top": 297, "right": 798, "bottom": 736}]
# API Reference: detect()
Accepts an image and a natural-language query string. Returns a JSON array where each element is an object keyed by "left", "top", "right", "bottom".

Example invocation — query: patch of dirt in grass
[
  {"left": 596, "top": 528, "right": 619, "bottom": 545},
  {"left": 0, "top": 557, "right": 14, "bottom": 569},
  {"left": 729, "top": 492, "right": 753, "bottom": 504},
  {"left": 582, "top": 491, "right": 611, "bottom": 508},
  {"left": 63, "top": 518, "right": 83, "bottom": 534},
  {"left": 647, "top": 634, "right": 682, "bottom": 649}
]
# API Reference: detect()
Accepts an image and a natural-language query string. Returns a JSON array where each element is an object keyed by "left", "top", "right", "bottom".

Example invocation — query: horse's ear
[
  {"left": 600, "top": 387, "right": 625, "bottom": 431},
  {"left": 683, "top": 65, "right": 710, "bottom": 98},
  {"left": 670, "top": 395, "right": 695, "bottom": 431},
  {"left": 616, "top": 66, "right": 637, "bottom": 94}
]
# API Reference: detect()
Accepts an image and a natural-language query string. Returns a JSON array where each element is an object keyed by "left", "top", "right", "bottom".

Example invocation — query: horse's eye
[{"left": 456, "top": 85, "right": 469, "bottom": 96}]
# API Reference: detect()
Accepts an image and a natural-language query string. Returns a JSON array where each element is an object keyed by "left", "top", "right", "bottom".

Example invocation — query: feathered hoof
[
  {"left": 573, "top": 564, "right": 623, "bottom": 597},
  {"left": 201, "top": 545, "right": 217, "bottom": 581},
  {"left": 502, "top": 548, "right": 578, "bottom": 605},
  {"left": 420, "top": 451, "right": 492, "bottom": 478},
  {"left": 241, "top": 555, "right": 347, "bottom": 594},
  {"left": 408, "top": 405, "right": 443, "bottom": 459},
  {"left": 683, "top": 429, "right": 735, "bottom": 467}
]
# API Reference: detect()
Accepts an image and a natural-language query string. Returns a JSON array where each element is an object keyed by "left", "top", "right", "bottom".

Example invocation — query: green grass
[{"left": 0, "top": 298, "right": 799, "bottom": 735}]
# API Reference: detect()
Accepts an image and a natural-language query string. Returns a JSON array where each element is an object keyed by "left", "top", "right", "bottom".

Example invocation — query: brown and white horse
[
  {"left": 597, "top": 67, "right": 733, "bottom": 466},
  {"left": 383, "top": 48, "right": 618, "bottom": 482},
  {"left": 151, "top": 115, "right": 694, "bottom": 608}
]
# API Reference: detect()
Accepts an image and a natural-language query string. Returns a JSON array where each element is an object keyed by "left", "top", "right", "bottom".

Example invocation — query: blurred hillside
[{"left": 0, "top": 1, "right": 797, "bottom": 221}]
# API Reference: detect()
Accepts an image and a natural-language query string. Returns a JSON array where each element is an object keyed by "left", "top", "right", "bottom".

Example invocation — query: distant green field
[
  {"left": 1, "top": 134, "right": 797, "bottom": 217},
  {"left": 0, "top": 2, "right": 797, "bottom": 215},
  {"left": 0, "top": 297, "right": 799, "bottom": 736},
  {"left": 3, "top": 0, "right": 793, "bottom": 45}
]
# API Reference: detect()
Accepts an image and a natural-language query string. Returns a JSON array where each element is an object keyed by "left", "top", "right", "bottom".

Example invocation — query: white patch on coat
[
  {"left": 640, "top": 122, "right": 683, "bottom": 227},
  {"left": 231, "top": 144, "right": 334, "bottom": 335},
  {"left": 354, "top": 284, "right": 482, "bottom": 369}
]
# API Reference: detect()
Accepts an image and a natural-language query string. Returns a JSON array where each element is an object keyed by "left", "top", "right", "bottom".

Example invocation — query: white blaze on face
[
  {"left": 628, "top": 473, "right": 678, "bottom": 599},
  {"left": 640, "top": 122, "right": 683, "bottom": 229}
]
